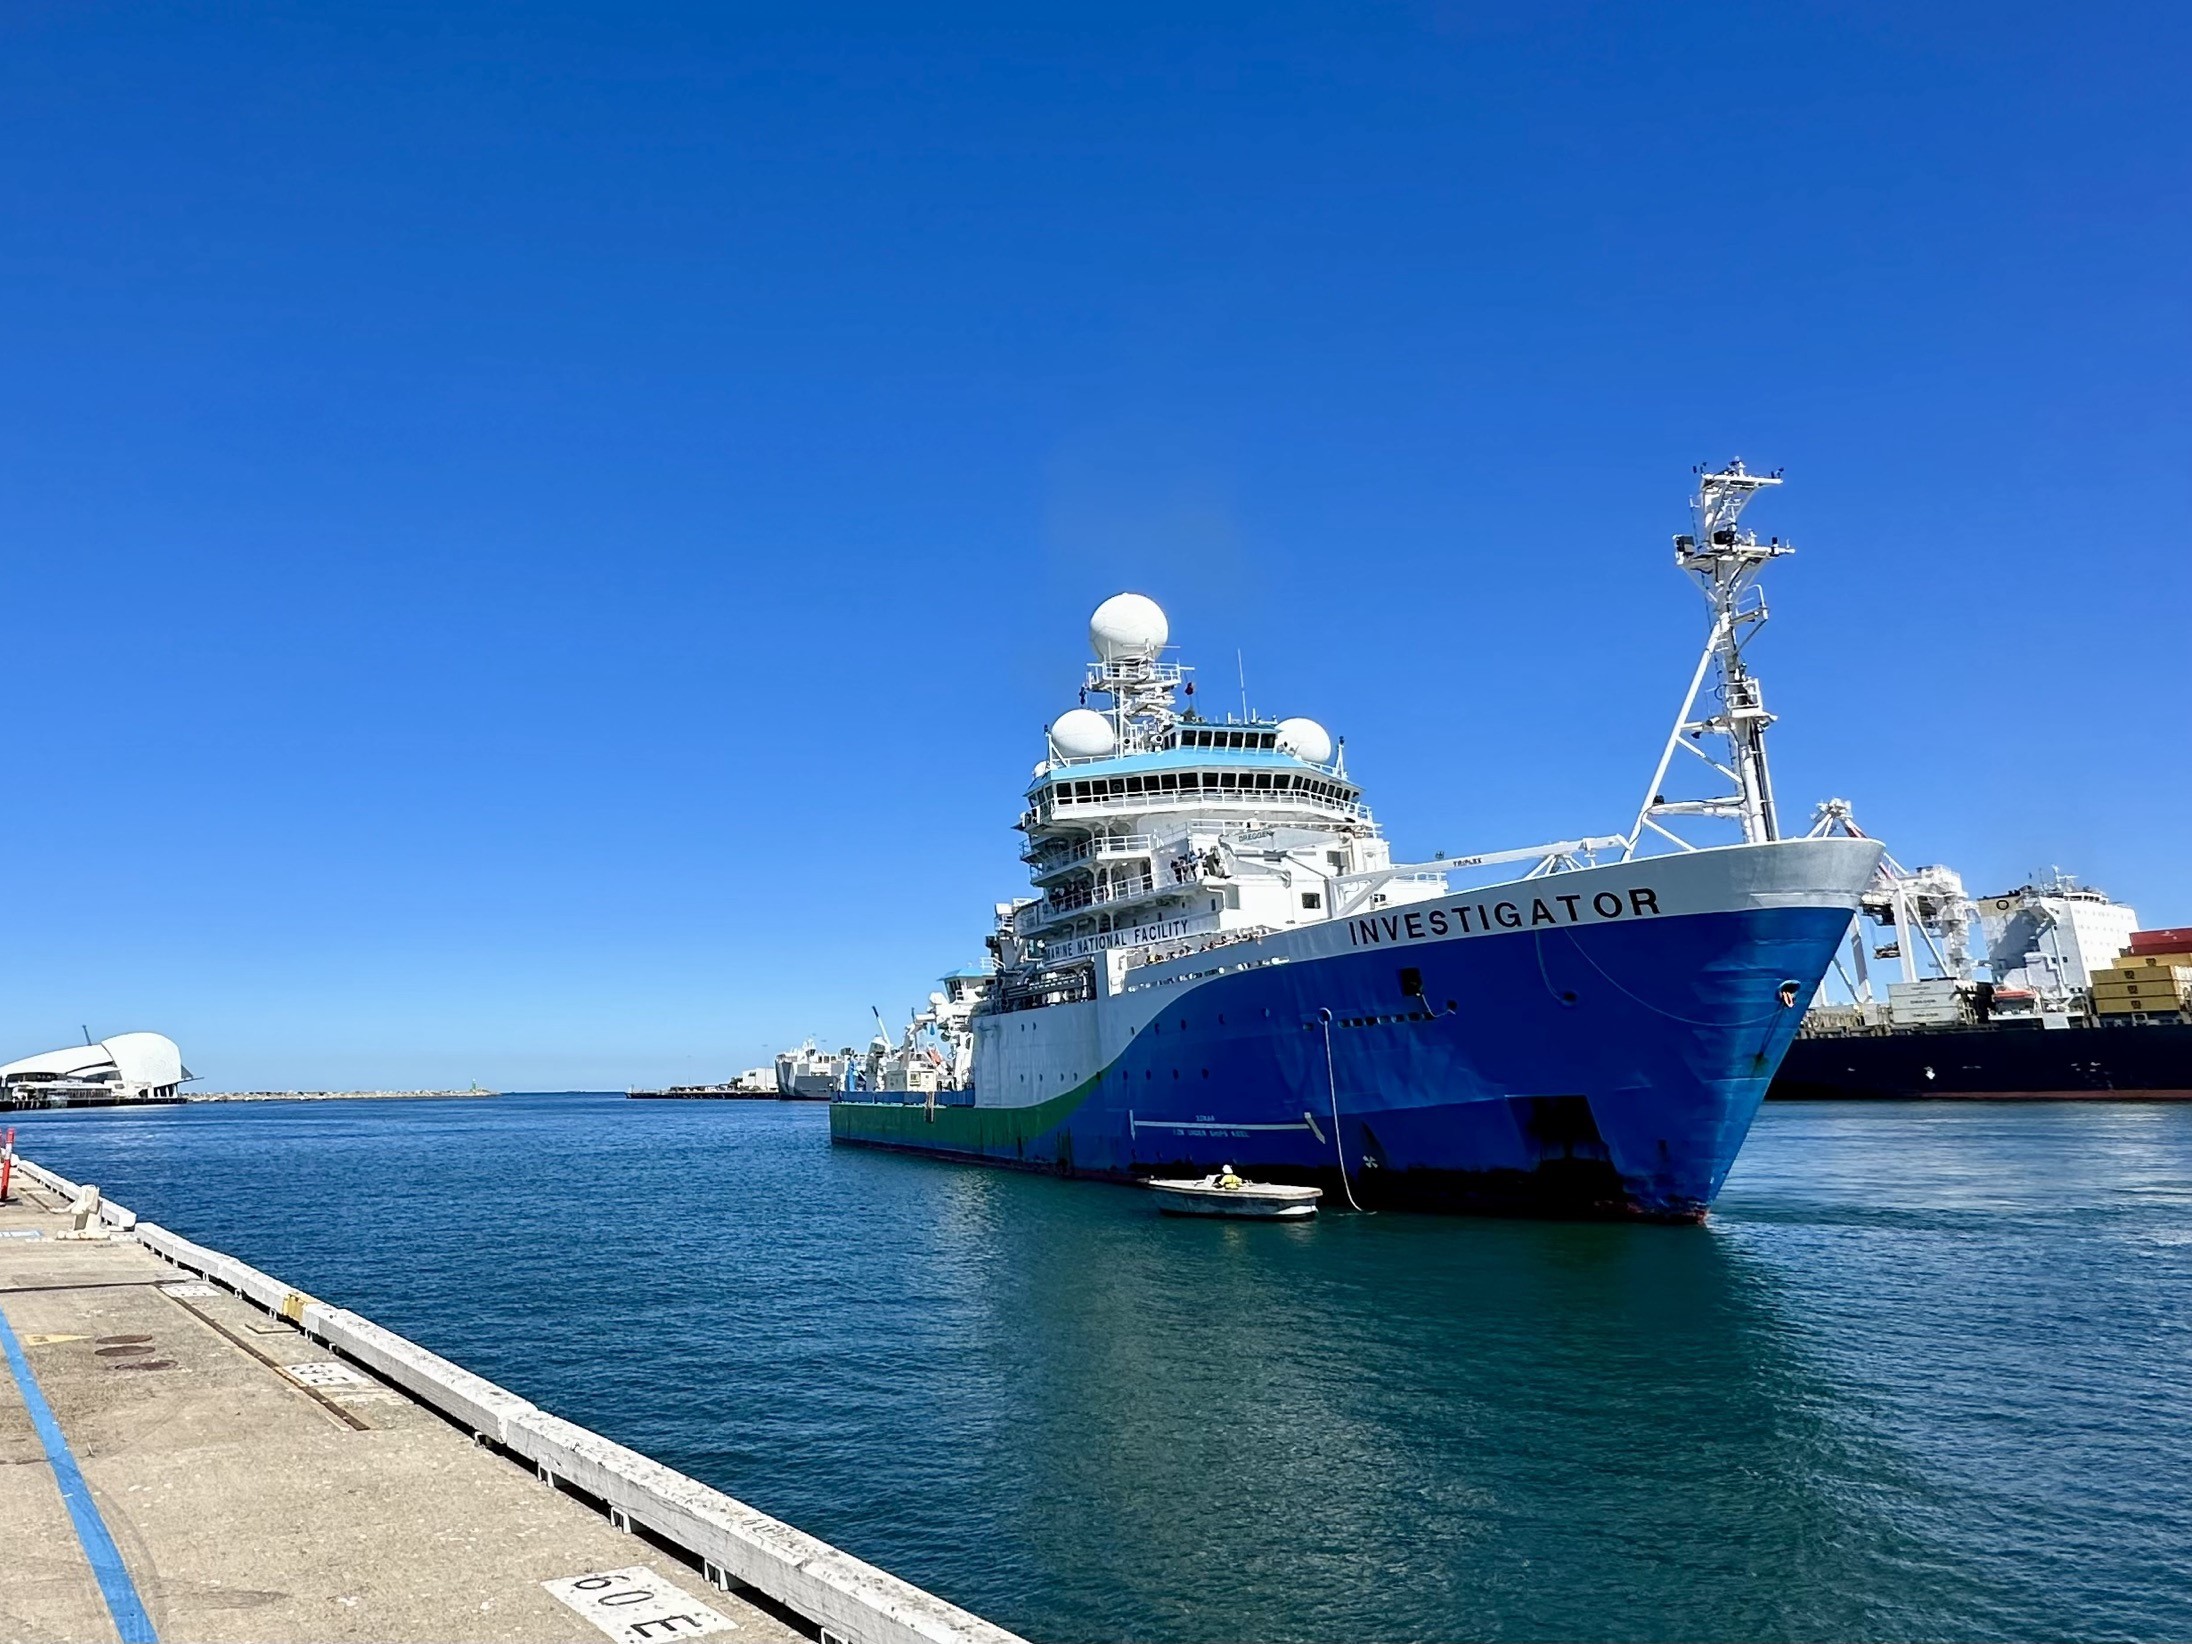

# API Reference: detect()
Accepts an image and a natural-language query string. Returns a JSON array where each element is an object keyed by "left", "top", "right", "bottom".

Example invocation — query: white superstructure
[
  {"left": 1978, "top": 876, "right": 2139, "bottom": 999},
  {"left": 774, "top": 1040, "right": 851, "bottom": 1098},
  {"left": 1001, "top": 594, "right": 1397, "bottom": 991}
]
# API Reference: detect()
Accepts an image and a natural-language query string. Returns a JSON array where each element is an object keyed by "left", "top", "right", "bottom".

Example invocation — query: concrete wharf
[{"left": 0, "top": 1156, "right": 1025, "bottom": 1644}]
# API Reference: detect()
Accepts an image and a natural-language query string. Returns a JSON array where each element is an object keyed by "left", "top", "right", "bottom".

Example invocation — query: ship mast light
[{"left": 1627, "top": 459, "right": 1795, "bottom": 856}]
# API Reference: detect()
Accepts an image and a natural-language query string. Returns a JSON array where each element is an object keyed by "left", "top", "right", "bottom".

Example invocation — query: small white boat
[{"left": 1144, "top": 1172, "right": 1322, "bottom": 1219}]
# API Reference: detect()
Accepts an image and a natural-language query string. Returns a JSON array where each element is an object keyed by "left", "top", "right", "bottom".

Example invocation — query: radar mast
[
  {"left": 1081, "top": 593, "right": 1187, "bottom": 757},
  {"left": 1627, "top": 459, "right": 1793, "bottom": 853}
]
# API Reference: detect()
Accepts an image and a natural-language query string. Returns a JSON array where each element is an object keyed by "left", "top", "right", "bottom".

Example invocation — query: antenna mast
[{"left": 1628, "top": 459, "right": 1793, "bottom": 853}]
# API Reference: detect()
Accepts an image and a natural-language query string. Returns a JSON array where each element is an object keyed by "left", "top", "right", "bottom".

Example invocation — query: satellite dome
[
  {"left": 1089, "top": 592, "right": 1169, "bottom": 661},
  {"left": 1050, "top": 708, "right": 1117, "bottom": 759},
  {"left": 1275, "top": 717, "right": 1334, "bottom": 765}
]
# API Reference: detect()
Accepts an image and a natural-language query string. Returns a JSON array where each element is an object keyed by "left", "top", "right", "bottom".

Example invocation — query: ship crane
[
  {"left": 1806, "top": 799, "right": 1978, "bottom": 1006},
  {"left": 1627, "top": 460, "right": 1793, "bottom": 856}
]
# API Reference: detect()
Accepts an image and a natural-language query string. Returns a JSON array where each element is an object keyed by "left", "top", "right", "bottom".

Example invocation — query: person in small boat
[{"left": 1215, "top": 1163, "right": 1244, "bottom": 1190}]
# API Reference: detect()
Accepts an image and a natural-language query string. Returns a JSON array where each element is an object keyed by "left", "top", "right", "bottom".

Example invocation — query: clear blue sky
[{"left": 4, "top": 2, "right": 2185, "bottom": 1090}]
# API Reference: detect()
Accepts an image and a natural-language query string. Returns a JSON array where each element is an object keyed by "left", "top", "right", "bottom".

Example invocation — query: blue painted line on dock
[{"left": 0, "top": 1302, "right": 158, "bottom": 1642}]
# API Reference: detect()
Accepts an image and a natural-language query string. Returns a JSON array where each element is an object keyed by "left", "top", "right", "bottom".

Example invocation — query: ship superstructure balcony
[
  {"left": 1024, "top": 831, "right": 1162, "bottom": 882},
  {"left": 1014, "top": 866, "right": 1210, "bottom": 936}
]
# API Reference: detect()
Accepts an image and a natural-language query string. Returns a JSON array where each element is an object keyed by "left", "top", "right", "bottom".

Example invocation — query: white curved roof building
[{"left": 0, "top": 1032, "right": 190, "bottom": 1107}]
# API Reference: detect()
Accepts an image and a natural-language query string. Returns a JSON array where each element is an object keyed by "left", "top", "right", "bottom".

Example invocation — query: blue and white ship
[{"left": 831, "top": 465, "right": 1882, "bottom": 1219}]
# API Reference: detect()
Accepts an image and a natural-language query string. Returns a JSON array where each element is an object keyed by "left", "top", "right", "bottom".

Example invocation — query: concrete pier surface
[{"left": 0, "top": 1161, "right": 1025, "bottom": 1644}]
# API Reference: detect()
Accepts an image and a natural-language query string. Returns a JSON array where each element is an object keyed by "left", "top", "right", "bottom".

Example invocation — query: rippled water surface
[{"left": 16, "top": 1095, "right": 2192, "bottom": 1641}]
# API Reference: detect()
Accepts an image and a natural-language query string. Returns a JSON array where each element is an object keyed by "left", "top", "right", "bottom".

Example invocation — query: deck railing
[
  {"left": 1034, "top": 871, "right": 1160, "bottom": 920},
  {"left": 1022, "top": 832, "right": 1162, "bottom": 875},
  {"left": 1024, "top": 790, "right": 1374, "bottom": 830}
]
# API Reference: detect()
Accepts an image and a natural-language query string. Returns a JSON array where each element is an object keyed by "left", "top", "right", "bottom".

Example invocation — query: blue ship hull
[{"left": 834, "top": 873, "right": 1865, "bottom": 1220}]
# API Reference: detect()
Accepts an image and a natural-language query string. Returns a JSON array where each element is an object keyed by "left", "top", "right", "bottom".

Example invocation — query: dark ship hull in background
[{"left": 1769, "top": 1018, "right": 2192, "bottom": 1101}]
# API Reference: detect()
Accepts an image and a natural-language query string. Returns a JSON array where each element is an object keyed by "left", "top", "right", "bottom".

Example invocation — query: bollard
[{"left": 57, "top": 1184, "right": 108, "bottom": 1241}]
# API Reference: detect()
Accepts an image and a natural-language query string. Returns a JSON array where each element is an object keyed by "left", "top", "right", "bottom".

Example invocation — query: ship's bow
[{"left": 1582, "top": 835, "right": 1881, "bottom": 1216}]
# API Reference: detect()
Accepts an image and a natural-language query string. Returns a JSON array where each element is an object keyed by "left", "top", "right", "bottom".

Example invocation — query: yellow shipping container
[
  {"left": 2091, "top": 977, "right": 2192, "bottom": 998},
  {"left": 2092, "top": 995, "right": 2192, "bottom": 1014},
  {"left": 2110, "top": 953, "right": 2192, "bottom": 971}
]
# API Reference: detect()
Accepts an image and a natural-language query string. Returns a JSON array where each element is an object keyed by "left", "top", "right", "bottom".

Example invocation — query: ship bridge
[
  {"left": 1007, "top": 594, "right": 1390, "bottom": 959},
  {"left": 1022, "top": 739, "right": 1365, "bottom": 830}
]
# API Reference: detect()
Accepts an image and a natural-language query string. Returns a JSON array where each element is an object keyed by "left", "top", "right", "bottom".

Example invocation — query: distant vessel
[
  {"left": 628, "top": 1067, "right": 782, "bottom": 1100},
  {"left": 774, "top": 1040, "right": 853, "bottom": 1100},
  {"left": 831, "top": 464, "right": 1881, "bottom": 1220},
  {"left": 1770, "top": 826, "right": 2192, "bottom": 1100},
  {"left": 853, "top": 984, "right": 985, "bottom": 1097}
]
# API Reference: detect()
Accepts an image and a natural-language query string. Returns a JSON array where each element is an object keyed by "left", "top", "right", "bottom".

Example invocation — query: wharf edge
[{"left": 1, "top": 1151, "right": 1028, "bottom": 1644}]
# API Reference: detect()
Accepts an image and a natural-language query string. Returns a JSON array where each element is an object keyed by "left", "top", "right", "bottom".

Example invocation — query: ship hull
[
  {"left": 1770, "top": 1018, "right": 2192, "bottom": 1101},
  {"left": 833, "top": 838, "right": 1880, "bottom": 1221}
]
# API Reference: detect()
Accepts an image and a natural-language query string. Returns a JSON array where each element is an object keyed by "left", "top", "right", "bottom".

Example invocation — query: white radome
[
  {"left": 1050, "top": 707, "right": 1117, "bottom": 759},
  {"left": 1089, "top": 592, "right": 1169, "bottom": 661},
  {"left": 1275, "top": 717, "right": 1334, "bottom": 765}
]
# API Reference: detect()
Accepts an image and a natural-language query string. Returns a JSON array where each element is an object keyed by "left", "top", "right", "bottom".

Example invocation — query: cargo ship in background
[
  {"left": 831, "top": 464, "right": 1882, "bottom": 1220},
  {"left": 1767, "top": 824, "right": 2192, "bottom": 1100}
]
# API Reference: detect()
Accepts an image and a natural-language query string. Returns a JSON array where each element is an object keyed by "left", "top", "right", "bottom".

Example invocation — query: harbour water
[{"left": 15, "top": 1095, "right": 2192, "bottom": 1642}]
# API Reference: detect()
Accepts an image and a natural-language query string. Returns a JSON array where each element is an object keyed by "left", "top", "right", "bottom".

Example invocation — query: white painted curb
[
  {"left": 314, "top": 1307, "right": 539, "bottom": 1446},
  {"left": 6, "top": 1157, "right": 137, "bottom": 1229},
  {"left": 17, "top": 1152, "right": 1027, "bottom": 1644},
  {"left": 506, "top": 1410, "right": 1025, "bottom": 1644}
]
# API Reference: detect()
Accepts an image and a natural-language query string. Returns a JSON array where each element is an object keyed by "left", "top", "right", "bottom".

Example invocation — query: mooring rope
[{"left": 1317, "top": 1009, "right": 1368, "bottom": 1212}]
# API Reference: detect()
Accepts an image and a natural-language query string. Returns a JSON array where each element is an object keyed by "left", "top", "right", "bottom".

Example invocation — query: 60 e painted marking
[{"left": 543, "top": 1566, "right": 738, "bottom": 1643}]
